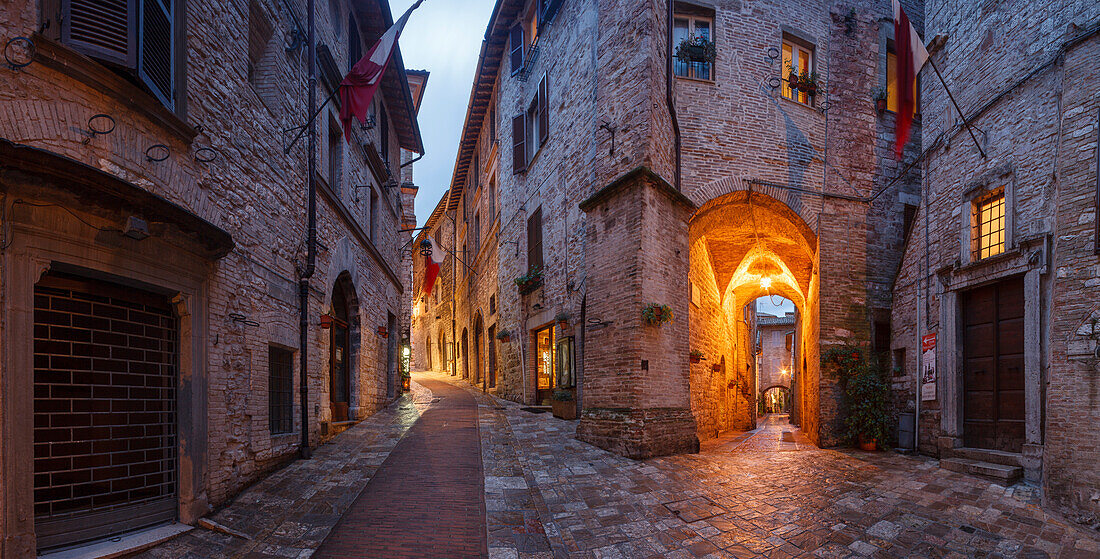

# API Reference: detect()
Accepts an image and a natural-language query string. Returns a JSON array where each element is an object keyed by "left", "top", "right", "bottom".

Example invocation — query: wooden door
[{"left": 962, "top": 276, "right": 1025, "bottom": 452}]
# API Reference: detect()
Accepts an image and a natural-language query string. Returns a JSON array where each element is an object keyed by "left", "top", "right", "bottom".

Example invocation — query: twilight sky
[{"left": 391, "top": 0, "right": 496, "bottom": 227}]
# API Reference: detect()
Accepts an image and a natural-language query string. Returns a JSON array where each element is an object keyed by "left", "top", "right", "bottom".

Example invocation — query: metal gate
[{"left": 33, "top": 273, "right": 178, "bottom": 550}]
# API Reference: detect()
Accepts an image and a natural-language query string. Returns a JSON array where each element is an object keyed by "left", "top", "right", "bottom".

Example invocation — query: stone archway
[
  {"left": 328, "top": 272, "right": 360, "bottom": 421},
  {"left": 473, "top": 313, "right": 484, "bottom": 386},
  {"left": 687, "top": 189, "right": 821, "bottom": 444}
]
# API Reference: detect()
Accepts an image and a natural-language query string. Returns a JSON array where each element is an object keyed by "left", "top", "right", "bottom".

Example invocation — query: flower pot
[
  {"left": 787, "top": 72, "right": 799, "bottom": 89},
  {"left": 711, "top": 364, "right": 722, "bottom": 372},
  {"left": 858, "top": 435, "right": 878, "bottom": 451},
  {"left": 681, "top": 44, "right": 707, "bottom": 62},
  {"left": 690, "top": 356, "right": 702, "bottom": 364},
  {"left": 802, "top": 84, "right": 817, "bottom": 96},
  {"left": 557, "top": 321, "right": 569, "bottom": 329},
  {"left": 551, "top": 399, "right": 577, "bottom": 420},
  {"left": 499, "top": 336, "right": 511, "bottom": 343},
  {"left": 876, "top": 98, "right": 887, "bottom": 112},
  {"left": 402, "top": 376, "right": 411, "bottom": 391}
]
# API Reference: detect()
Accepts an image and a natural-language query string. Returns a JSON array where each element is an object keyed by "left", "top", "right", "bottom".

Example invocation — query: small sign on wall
[
  {"left": 691, "top": 282, "right": 700, "bottom": 307},
  {"left": 921, "top": 333, "right": 937, "bottom": 401}
]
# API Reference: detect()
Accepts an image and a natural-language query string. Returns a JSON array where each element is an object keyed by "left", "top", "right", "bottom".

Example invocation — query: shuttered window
[
  {"left": 61, "top": 0, "right": 177, "bottom": 110},
  {"left": 509, "top": 24, "right": 524, "bottom": 75},
  {"left": 512, "top": 114, "right": 526, "bottom": 174},
  {"left": 538, "top": 75, "right": 549, "bottom": 146},
  {"left": 348, "top": 15, "right": 362, "bottom": 71},
  {"left": 527, "top": 207, "right": 543, "bottom": 273}
]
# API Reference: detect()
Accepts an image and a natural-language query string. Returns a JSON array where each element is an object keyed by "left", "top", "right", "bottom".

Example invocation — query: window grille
[{"left": 972, "top": 190, "right": 1006, "bottom": 260}]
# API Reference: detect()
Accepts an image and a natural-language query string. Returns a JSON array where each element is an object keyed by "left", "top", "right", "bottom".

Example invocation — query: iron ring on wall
[
  {"left": 766, "top": 46, "right": 780, "bottom": 60},
  {"left": 145, "top": 144, "right": 170, "bottom": 162},
  {"left": 195, "top": 147, "right": 218, "bottom": 163},
  {"left": 767, "top": 76, "right": 781, "bottom": 89},
  {"left": 88, "top": 114, "right": 116, "bottom": 136},
  {"left": 4, "top": 36, "right": 35, "bottom": 70}
]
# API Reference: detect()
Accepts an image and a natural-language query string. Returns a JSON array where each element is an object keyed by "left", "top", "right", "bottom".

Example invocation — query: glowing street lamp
[{"left": 760, "top": 276, "right": 772, "bottom": 290}]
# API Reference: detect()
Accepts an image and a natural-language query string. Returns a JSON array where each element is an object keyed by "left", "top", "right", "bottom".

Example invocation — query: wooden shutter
[
  {"left": 138, "top": 0, "right": 175, "bottom": 108},
  {"left": 509, "top": 24, "right": 524, "bottom": 74},
  {"left": 63, "top": 0, "right": 137, "bottom": 66},
  {"left": 512, "top": 114, "right": 527, "bottom": 174},
  {"left": 538, "top": 76, "right": 549, "bottom": 146},
  {"left": 527, "top": 207, "right": 543, "bottom": 272}
]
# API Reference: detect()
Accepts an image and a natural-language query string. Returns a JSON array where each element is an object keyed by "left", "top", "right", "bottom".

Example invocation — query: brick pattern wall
[{"left": 0, "top": 0, "right": 415, "bottom": 528}]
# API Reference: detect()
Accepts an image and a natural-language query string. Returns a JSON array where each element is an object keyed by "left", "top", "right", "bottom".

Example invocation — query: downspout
[
  {"left": 298, "top": 0, "right": 317, "bottom": 459},
  {"left": 450, "top": 211, "right": 457, "bottom": 377},
  {"left": 666, "top": 0, "right": 681, "bottom": 191}
]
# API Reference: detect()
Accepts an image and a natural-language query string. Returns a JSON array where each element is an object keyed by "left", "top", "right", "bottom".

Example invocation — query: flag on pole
[
  {"left": 893, "top": 0, "right": 929, "bottom": 159},
  {"left": 421, "top": 237, "right": 445, "bottom": 296},
  {"left": 339, "top": 0, "right": 425, "bottom": 142}
]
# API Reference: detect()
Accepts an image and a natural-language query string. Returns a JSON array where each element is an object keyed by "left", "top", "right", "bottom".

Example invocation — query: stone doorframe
[
  {"left": 936, "top": 234, "right": 1048, "bottom": 482},
  {"left": 0, "top": 212, "right": 215, "bottom": 554}
]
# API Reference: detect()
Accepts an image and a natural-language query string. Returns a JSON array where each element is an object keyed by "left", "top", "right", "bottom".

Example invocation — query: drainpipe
[
  {"left": 298, "top": 0, "right": 317, "bottom": 460},
  {"left": 666, "top": 0, "right": 682, "bottom": 191}
]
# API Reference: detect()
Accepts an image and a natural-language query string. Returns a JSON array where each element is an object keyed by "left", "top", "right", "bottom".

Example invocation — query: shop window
[
  {"left": 972, "top": 189, "right": 1006, "bottom": 260},
  {"left": 781, "top": 37, "right": 813, "bottom": 104},
  {"left": 536, "top": 325, "right": 555, "bottom": 393},
  {"left": 269, "top": 346, "right": 294, "bottom": 434},
  {"left": 556, "top": 337, "right": 575, "bottom": 388},
  {"left": 673, "top": 15, "right": 713, "bottom": 80}
]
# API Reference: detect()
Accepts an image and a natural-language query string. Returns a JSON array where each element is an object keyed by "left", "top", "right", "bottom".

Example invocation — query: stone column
[
  {"left": 1021, "top": 268, "right": 1043, "bottom": 481},
  {"left": 576, "top": 167, "right": 699, "bottom": 459}
]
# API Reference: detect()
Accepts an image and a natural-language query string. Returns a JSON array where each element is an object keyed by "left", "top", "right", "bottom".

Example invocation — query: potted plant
[
  {"left": 641, "top": 303, "right": 673, "bottom": 326},
  {"left": 675, "top": 36, "right": 717, "bottom": 64},
  {"left": 555, "top": 312, "right": 570, "bottom": 329},
  {"left": 798, "top": 70, "right": 820, "bottom": 97},
  {"left": 786, "top": 63, "right": 800, "bottom": 90},
  {"left": 401, "top": 371, "right": 411, "bottom": 392},
  {"left": 551, "top": 389, "right": 577, "bottom": 420},
  {"left": 844, "top": 360, "right": 891, "bottom": 451},
  {"left": 689, "top": 349, "right": 706, "bottom": 364},
  {"left": 873, "top": 87, "right": 888, "bottom": 113},
  {"left": 514, "top": 267, "right": 543, "bottom": 295},
  {"left": 711, "top": 363, "right": 722, "bottom": 373},
  {"left": 496, "top": 328, "right": 512, "bottom": 343}
]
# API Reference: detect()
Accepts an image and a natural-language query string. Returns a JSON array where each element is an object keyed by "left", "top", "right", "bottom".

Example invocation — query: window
[
  {"left": 536, "top": 325, "right": 555, "bottom": 391},
  {"left": 489, "top": 295, "right": 496, "bottom": 315},
  {"left": 379, "top": 101, "right": 390, "bottom": 168},
  {"left": 473, "top": 152, "right": 480, "bottom": 197},
  {"left": 886, "top": 46, "right": 918, "bottom": 116},
  {"left": 247, "top": 0, "right": 273, "bottom": 85},
  {"left": 673, "top": 15, "right": 713, "bottom": 80},
  {"left": 348, "top": 15, "right": 362, "bottom": 71},
  {"left": 269, "top": 346, "right": 294, "bottom": 434},
  {"left": 369, "top": 186, "right": 379, "bottom": 242},
  {"left": 527, "top": 207, "right": 543, "bottom": 272},
  {"left": 489, "top": 97, "right": 497, "bottom": 144},
  {"left": 556, "top": 337, "right": 575, "bottom": 388},
  {"left": 781, "top": 38, "right": 813, "bottom": 104},
  {"left": 512, "top": 75, "right": 549, "bottom": 174},
  {"left": 328, "top": 114, "right": 343, "bottom": 193},
  {"left": 472, "top": 212, "right": 480, "bottom": 259},
  {"left": 52, "top": 0, "right": 179, "bottom": 111},
  {"left": 488, "top": 171, "right": 497, "bottom": 221},
  {"left": 972, "top": 189, "right": 1005, "bottom": 260},
  {"left": 509, "top": 24, "right": 525, "bottom": 75}
]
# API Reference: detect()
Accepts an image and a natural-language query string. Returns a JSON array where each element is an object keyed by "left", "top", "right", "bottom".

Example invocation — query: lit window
[
  {"left": 781, "top": 39, "right": 813, "bottom": 104},
  {"left": 972, "top": 190, "right": 1005, "bottom": 260},
  {"left": 673, "top": 16, "right": 713, "bottom": 80},
  {"left": 886, "top": 49, "right": 918, "bottom": 115}
]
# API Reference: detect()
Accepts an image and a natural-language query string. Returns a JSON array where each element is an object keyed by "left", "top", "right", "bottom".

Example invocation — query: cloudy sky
[{"left": 391, "top": 0, "right": 496, "bottom": 227}]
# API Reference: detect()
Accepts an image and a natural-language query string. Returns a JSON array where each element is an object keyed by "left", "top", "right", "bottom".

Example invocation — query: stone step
[
  {"left": 950, "top": 447, "right": 1023, "bottom": 467},
  {"left": 941, "top": 457, "right": 1022, "bottom": 484}
]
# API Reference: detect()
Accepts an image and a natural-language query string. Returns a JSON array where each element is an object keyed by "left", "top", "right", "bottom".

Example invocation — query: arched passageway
[{"left": 688, "top": 190, "right": 820, "bottom": 443}]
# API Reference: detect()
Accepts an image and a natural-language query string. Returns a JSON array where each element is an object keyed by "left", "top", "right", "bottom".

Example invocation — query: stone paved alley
[{"left": 139, "top": 372, "right": 1100, "bottom": 558}]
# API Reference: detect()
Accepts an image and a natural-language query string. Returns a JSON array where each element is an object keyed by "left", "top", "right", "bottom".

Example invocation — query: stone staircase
[{"left": 941, "top": 447, "right": 1024, "bottom": 484}]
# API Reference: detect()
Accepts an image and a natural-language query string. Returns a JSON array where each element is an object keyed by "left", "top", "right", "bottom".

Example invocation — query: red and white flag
[
  {"left": 421, "top": 237, "right": 445, "bottom": 296},
  {"left": 893, "top": 0, "right": 929, "bottom": 159},
  {"left": 339, "top": 0, "right": 425, "bottom": 142}
]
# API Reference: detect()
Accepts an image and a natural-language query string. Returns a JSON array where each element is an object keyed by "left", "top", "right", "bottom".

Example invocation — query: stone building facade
[
  {"left": 0, "top": 0, "right": 422, "bottom": 554},
  {"left": 412, "top": 0, "right": 922, "bottom": 458},
  {"left": 891, "top": 0, "right": 1100, "bottom": 525},
  {"left": 755, "top": 312, "right": 796, "bottom": 414}
]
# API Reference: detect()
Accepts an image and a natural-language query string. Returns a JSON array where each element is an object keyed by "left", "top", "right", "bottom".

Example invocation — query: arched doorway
[
  {"left": 688, "top": 190, "right": 819, "bottom": 442},
  {"left": 762, "top": 386, "right": 792, "bottom": 414},
  {"left": 329, "top": 273, "right": 359, "bottom": 422},
  {"left": 461, "top": 328, "right": 469, "bottom": 379},
  {"left": 752, "top": 295, "right": 798, "bottom": 422},
  {"left": 473, "top": 313, "right": 484, "bottom": 386}
]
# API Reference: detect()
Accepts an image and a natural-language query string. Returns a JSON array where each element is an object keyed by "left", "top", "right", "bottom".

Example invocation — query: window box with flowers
[
  {"left": 496, "top": 329, "right": 512, "bottom": 343},
  {"left": 675, "top": 36, "right": 716, "bottom": 64},
  {"left": 514, "top": 267, "right": 543, "bottom": 295}
]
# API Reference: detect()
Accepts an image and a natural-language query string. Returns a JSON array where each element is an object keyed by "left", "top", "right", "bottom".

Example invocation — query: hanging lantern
[{"left": 419, "top": 239, "right": 433, "bottom": 257}]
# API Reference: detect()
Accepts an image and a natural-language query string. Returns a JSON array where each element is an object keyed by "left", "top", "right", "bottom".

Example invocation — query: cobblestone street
[{"left": 140, "top": 372, "right": 1100, "bottom": 558}]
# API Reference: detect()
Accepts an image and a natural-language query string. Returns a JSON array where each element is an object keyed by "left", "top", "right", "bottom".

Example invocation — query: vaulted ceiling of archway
[{"left": 692, "top": 195, "right": 817, "bottom": 300}]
